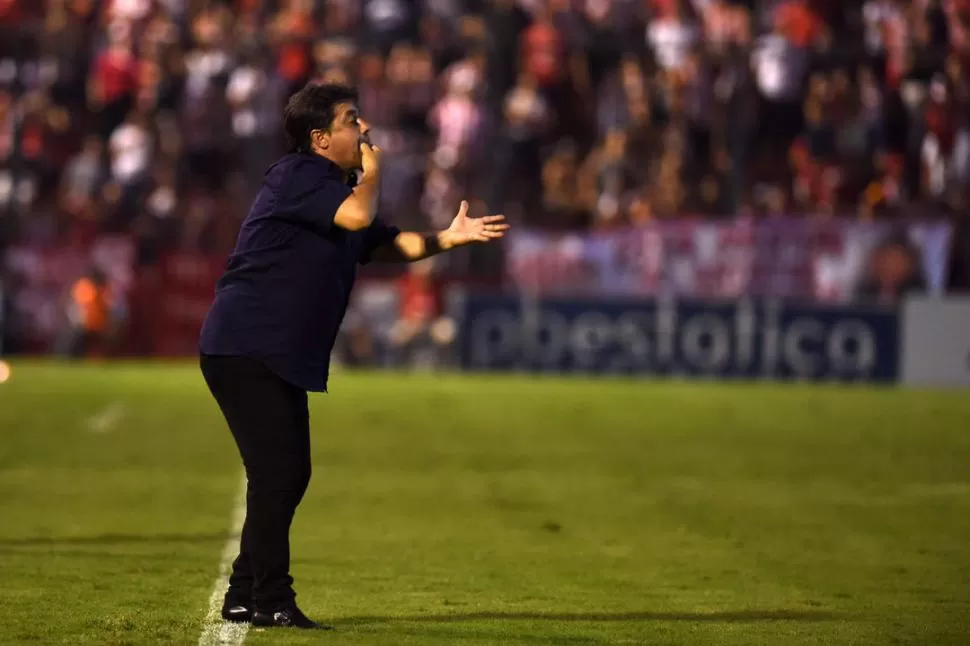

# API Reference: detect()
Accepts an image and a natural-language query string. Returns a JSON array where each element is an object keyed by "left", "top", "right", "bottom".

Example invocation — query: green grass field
[{"left": 0, "top": 361, "right": 968, "bottom": 646}]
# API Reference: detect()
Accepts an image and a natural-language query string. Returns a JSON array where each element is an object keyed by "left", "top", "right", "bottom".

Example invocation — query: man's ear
[{"left": 311, "top": 129, "right": 330, "bottom": 151}]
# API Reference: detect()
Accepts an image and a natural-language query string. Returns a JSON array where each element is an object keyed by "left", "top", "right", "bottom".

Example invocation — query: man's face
[{"left": 315, "top": 102, "right": 370, "bottom": 172}]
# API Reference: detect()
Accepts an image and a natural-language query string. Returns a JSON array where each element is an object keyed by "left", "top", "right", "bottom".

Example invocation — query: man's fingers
[
  {"left": 480, "top": 222, "right": 510, "bottom": 233},
  {"left": 466, "top": 230, "right": 504, "bottom": 244},
  {"left": 457, "top": 200, "right": 469, "bottom": 219},
  {"left": 482, "top": 214, "right": 506, "bottom": 223}
]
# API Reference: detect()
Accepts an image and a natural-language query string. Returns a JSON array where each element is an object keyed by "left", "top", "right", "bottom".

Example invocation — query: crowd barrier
[{"left": 1, "top": 231, "right": 967, "bottom": 388}]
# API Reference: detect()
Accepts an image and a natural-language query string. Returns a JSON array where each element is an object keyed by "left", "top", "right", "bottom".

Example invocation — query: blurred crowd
[{"left": 0, "top": 0, "right": 969, "bottom": 264}]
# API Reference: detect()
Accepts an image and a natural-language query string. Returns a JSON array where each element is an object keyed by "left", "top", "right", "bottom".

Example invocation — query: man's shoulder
[
  {"left": 265, "top": 154, "right": 348, "bottom": 199},
  {"left": 242, "top": 153, "right": 353, "bottom": 233},
  {"left": 270, "top": 153, "right": 344, "bottom": 179}
]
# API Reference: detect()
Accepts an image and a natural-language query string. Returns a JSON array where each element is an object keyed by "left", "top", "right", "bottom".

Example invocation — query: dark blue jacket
[{"left": 199, "top": 152, "right": 400, "bottom": 391}]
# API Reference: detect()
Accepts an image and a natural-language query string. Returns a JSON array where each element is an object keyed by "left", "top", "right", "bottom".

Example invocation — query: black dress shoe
[
  {"left": 252, "top": 605, "right": 333, "bottom": 630},
  {"left": 221, "top": 594, "right": 252, "bottom": 623}
]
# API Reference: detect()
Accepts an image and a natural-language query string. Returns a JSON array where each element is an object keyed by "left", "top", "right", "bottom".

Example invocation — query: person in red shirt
[
  {"left": 269, "top": 0, "right": 315, "bottom": 93},
  {"left": 519, "top": 7, "right": 566, "bottom": 89},
  {"left": 0, "top": 0, "right": 23, "bottom": 34},
  {"left": 774, "top": 0, "right": 824, "bottom": 49},
  {"left": 389, "top": 258, "right": 456, "bottom": 369},
  {"left": 89, "top": 30, "right": 137, "bottom": 139}
]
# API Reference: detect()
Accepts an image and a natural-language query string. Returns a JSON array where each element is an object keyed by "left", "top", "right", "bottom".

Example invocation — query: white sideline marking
[{"left": 198, "top": 478, "right": 249, "bottom": 646}]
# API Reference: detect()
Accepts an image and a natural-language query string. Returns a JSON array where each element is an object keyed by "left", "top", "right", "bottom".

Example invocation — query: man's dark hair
[{"left": 283, "top": 83, "right": 359, "bottom": 153}]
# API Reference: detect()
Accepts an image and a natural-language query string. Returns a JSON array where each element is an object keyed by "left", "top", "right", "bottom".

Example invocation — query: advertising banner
[{"left": 459, "top": 294, "right": 900, "bottom": 382}]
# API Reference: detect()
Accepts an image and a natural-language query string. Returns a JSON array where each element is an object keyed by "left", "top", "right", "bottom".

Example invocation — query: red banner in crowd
[{"left": 136, "top": 252, "right": 226, "bottom": 357}]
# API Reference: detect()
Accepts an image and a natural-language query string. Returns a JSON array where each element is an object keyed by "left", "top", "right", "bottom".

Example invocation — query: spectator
[
  {"left": 751, "top": 10, "right": 810, "bottom": 162},
  {"left": 108, "top": 110, "right": 152, "bottom": 193},
  {"left": 429, "top": 57, "right": 485, "bottom": 175},
  {"left": 520, "top": 1, "right": 568, "bottom": 90},
  {"left": 539, "top": 138, "right": 586, "bottom": 229},
  {"left": 58, "top": 266, "right": 122, "bottom": 358},
  {"left": 0, "top": 0, "right": 963, "bottom": 271},
  {"left": 388, "top": 258, "right": 455, "bottom": 370},
  {"left": 226, "top": 46, "right": 286, "bottom": 194},
  {"left": 699, "top": 0, "right": 751, "bottom": 57},
  {"left": 59, "top": 134, "right": 104, "bottom": 221},
  {"left": 921, "top": 74, "right": 960, "bottom": 198},
  {"left": 88, "top": 25, "right": 137, "bottom": 139},
  {"left": 488, "top": 69, "right": 552, "bottom": 215},
  {"left": 647, "top": 0, "right": 699, "bottom": 74},
  {"left": 268, "top": 0, "right": 315, "bottom": 93},
  {"left": 856, "top": 233, "right": 929, "bottom": 303}
]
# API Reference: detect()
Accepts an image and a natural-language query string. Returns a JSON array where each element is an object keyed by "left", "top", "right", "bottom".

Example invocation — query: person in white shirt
[
  {"left": 226, "top": 51, "right": 286, "bottom": 192},
  {"left": 647, "top": 5, "right": 699, "bottom": 72},
  {"left": 750, "top": 24, "right": 809, "bottom": 159},
  {"left": 109, "top": 111, "right": 152, "bottom": 188}
]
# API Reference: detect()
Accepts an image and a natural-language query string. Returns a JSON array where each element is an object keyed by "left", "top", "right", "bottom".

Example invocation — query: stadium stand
[{"left": 0, "top": 0, "right": 968, "bottom": 358}]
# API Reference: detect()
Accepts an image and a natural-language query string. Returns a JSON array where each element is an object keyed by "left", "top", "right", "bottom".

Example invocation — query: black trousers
[{"left": 200, "top": 354, "right": 311, "bottom": 609}]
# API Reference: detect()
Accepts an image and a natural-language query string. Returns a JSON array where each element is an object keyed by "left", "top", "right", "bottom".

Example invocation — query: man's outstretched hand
[
  {"left": 442, "top": 200, "right": 509, "bottom": 248},
  {"left": 370, "top": 200, "right": 510, "bottom": 262}
]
